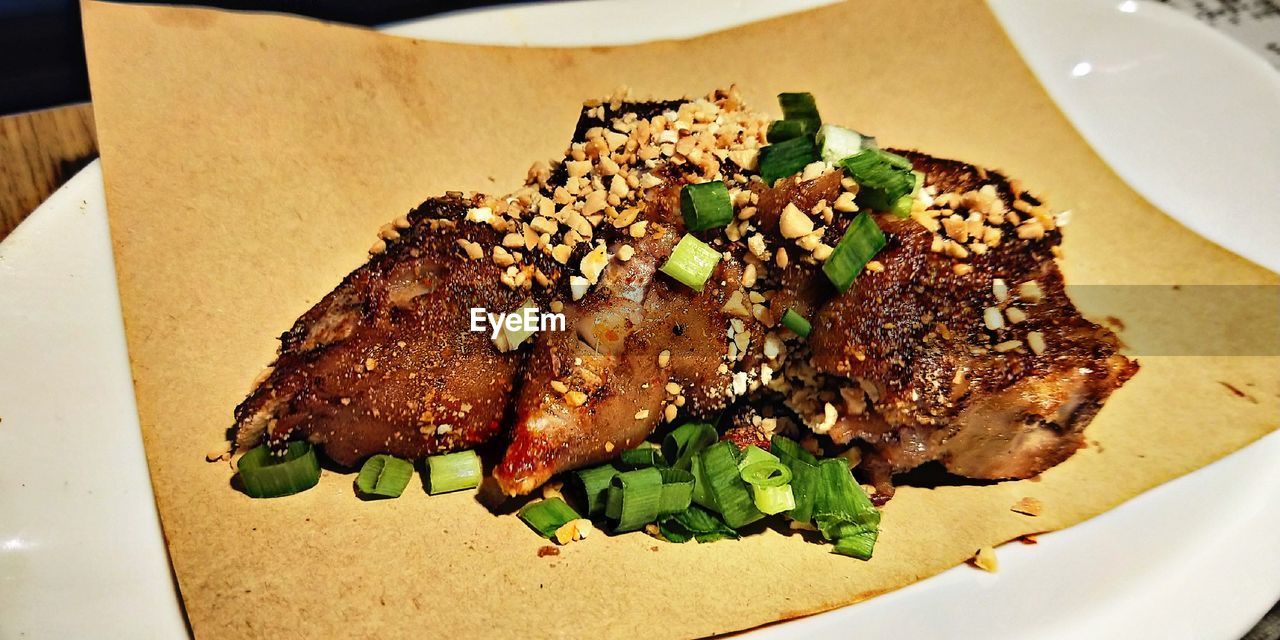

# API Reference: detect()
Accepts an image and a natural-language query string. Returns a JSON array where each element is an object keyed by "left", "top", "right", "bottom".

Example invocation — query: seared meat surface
[
  {"left": 232, "top": 196, "right": 556, "bottom": 466},
  {"left": 804, "top": 154, "right": 1137, "bottom": 497},
  {"left": 232, "top": 88, "right": 1135, "bottom": 502}
]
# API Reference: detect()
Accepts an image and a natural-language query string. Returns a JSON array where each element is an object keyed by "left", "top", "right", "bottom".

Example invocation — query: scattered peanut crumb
[
  {"left": 205, "top": 441, "right": 231, "bottom": 462},
  {"left": 554, "top": 518, "right": 593, "bottom": 545},
  {"left": 1027, "top": 331, "right": 1047, "bottom": 355},
  {"left": 1011, "top": 496, "right": 1043, "bottom": 516},
  {"left": 972, "top": 546, "right": 998, "bottom": 572}
]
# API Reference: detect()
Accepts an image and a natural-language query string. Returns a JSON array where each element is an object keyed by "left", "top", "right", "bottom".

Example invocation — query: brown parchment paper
[{"left": 80, "top": 1, "right": 1279, "bottom": 637}]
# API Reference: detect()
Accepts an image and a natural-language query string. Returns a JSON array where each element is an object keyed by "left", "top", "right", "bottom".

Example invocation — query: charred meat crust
[
  {"left": 232, "top": 195, "right": 561, "bottom": 466},
  {"left": 809, "top": 152, "right": 1137, "bottom": 497}
]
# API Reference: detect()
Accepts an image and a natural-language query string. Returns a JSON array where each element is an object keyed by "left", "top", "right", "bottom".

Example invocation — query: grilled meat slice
[
  {"left": 806, "top": 153, "right": 1137, "bottom": 496},
  {"left": 232, "top": 194, "right": 555, "bottom": 466},
  {"left": 494, "top": 209, "right": 748, "bottom": 494},
  {"left": 494, "top": 93, "right": 778, "bottom": 494}
]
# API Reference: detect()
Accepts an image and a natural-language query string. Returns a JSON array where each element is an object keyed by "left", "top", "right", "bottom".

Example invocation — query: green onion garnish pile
[{"left": 556, "top": 423, "right": 881, "bottom": 559}]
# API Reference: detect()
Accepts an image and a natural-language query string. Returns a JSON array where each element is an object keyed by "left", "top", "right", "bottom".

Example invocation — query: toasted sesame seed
[
  {"left": 658, "top": 350, "right": 671, "bottom": 368},
  {"left": 634, "top": 409, "right": 650, "bottom": 420},
  {"left": 550, "top": 380, "right": 569, "bottom": 394},
  {"left": 1005, "top": 307, "right": 1027, "bottom": 324},
  {"left": 565, "top": 390, "right": 588, "bottom": 407},
  {"left": 664, "top": 404, "right": 678, "bottom": 422}
]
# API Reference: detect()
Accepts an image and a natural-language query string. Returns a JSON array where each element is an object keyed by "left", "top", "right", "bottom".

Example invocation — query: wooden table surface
[{"left": 0, "top": 103, "right": 98, "bottom": 242}]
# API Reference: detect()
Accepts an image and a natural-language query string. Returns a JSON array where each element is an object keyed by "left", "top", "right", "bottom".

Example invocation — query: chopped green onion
[
  {"left": 605, "top": 482, "right": 622, "bottom": 520},
  {"left": 778, "top": 92, "right": 822, "bottom": 132},
  {"left": 519, "top": 497, "right": 581, "bottom": 538},
  {"left": 771, "top": 435, "right": 818, "bottom": 523},
  {"left": 355, "top": 454, "right": 414, "bottom": 498},
  {"left": 817, "top": 124, "right": 874, "bottom": 163},
  {"left": 889, "top": 195, "right": 914, "bottom": 218},
  {"left": 758, "top": 135, "right": 819, "bottom": 186},
  {"left": 693, "top": 442, "right": 764, "bottom": 529},
  {"left": 770, "top": 434, "right": 818, "bottom": 466},
  {"left": 821, "top": 212, "right": 886, "bottom": 293},
  {"left": 780, "top": 308, "right": 812, "bottom": 338},
  {"left": 658, "top": 468, "right": 695, "bottom": 515},
  {"left": 425, "top": 450, "right": 482, "bottom": 494},
  {"left": 832, "top": 530, "right": 878, "bottom": 559},
  {"left": 662, "top": 422, "right": 718, "bottom": 471},
  {"left": 767, "top": 119, "right": 810, "bottom": 143},
  {"left": 888, "top": 171, "right": 925, "bottom": 219},
  {"left": 658, "top": 504, "right": 739, "bottom": 543},
  {"left": 788, "top": 462, "right": 819, "bottom": 523},
  {"left": 739, "top": 460, "right": 792, "bottom": 487},
  {"left": 752, "top": 483, "right": 796, "bottom": 515},
  {"left": 607, "top": 467, "right": 665, "bottom": 532},
  {"left": 659, "top": 234, "right": 722, "bottom": 292},
  {"left": 619, "top": 444, "right": 667, "bottom": 469},
  {"left": 572, "top": 464, "right": 619, "bottom": 517},
  {"left": 237, "top": 441, "right": 321, "bottom": 498},
  {"left": 812, "top": 458, "right": 881, "bottom": 559},
  {"left": 841, "top": 148, "right": 917, "bottom": 212},
  {"left": 736, "top": 445, "right": 780, "bottom": 471},
  {"left": 680, "top": 181, "right": 733, "bottom": 231},
  {"left": 689, "top": 454, "right": 714, "bottom": 510}
]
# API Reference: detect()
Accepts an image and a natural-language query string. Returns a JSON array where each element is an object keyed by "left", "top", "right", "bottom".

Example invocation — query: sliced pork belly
[
  {"left": 232, "top": 194, "right": 556, "bottom": 466},
  {"left": 493, "top": 202, "right": 749, "bottom": 494},
  {"left": 805, "top": 153, "right": 1137, "bottom": 496}
]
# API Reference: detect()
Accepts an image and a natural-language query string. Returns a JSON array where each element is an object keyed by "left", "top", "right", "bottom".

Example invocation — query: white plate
[{"left": 2, "top": 1, "right": 1277, "bottom": 638}]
